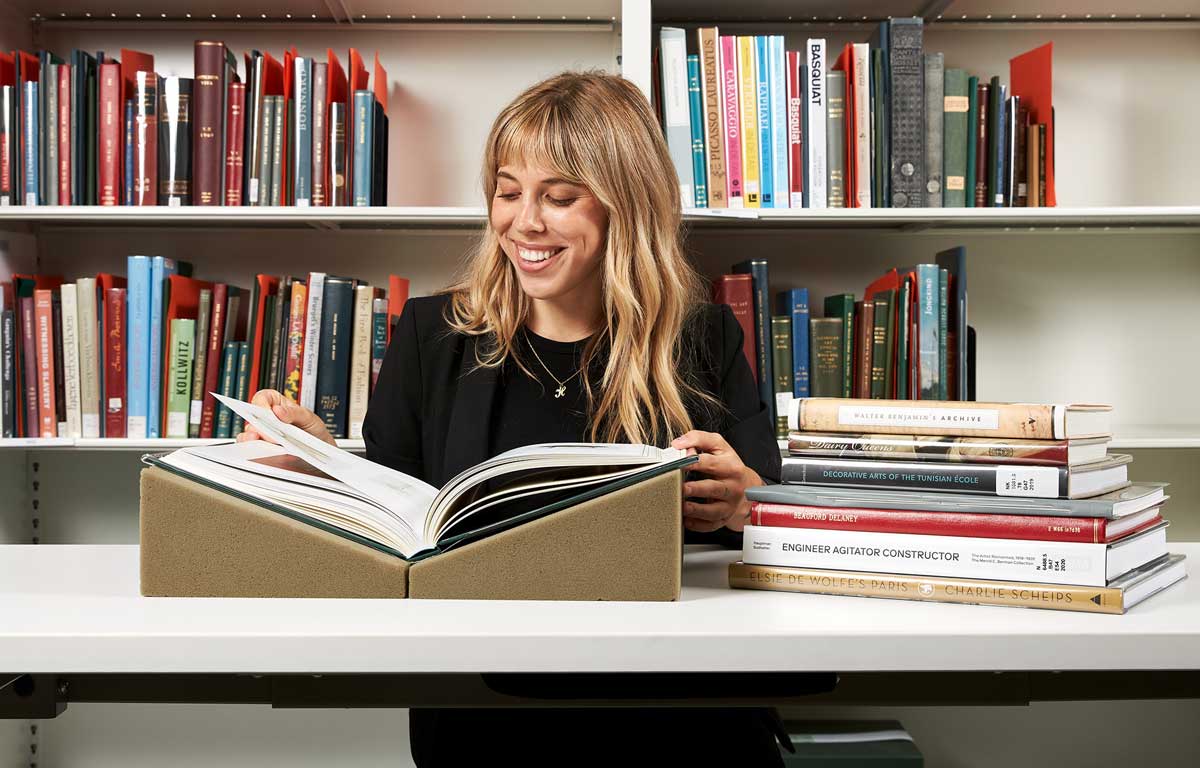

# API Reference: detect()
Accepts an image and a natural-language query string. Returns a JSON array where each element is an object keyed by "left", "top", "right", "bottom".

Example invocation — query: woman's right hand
[{"left": 236, "top": 389, "right": 337, "bottom": 447}]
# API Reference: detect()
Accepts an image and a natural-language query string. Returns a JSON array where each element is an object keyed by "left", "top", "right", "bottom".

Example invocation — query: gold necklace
[{"left": 525, "top": 332, "right": 583, "bottom": 399}]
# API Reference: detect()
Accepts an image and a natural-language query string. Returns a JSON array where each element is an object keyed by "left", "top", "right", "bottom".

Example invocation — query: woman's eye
[
  {"left": 495, "top": 191, "right": 519, "bottom": 200},
  {"left": 547, "top": 196, "right": 576, "bottom": 207}
]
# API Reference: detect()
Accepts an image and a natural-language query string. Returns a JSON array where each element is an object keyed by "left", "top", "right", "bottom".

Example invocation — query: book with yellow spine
[{"left": 737, "top": 36, "right": 761, "bottom": 207}]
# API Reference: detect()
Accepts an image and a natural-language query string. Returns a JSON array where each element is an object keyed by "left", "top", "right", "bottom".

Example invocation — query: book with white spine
[
  {"left": 348, "top": 284, "right": 374, "bottom": 440},
  {"left": 659, "top": 27, "right": 695, "bottom": 206},
  {"left": 804, "top": 38, "right": 826, "bottom": 208},
  {"left": 60, "top": 283, "right": 82, "bottom": 438},
  {"left": 299, "top": 272, "right": 325, "bottom": 412},
  {"left": 75, "top": 277, "right": 101, "bottom": 437}
]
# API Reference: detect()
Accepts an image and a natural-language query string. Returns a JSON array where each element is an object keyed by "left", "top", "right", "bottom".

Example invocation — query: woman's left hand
[{"left": 671, "top": 430, "right": 764, "bottom": 533}]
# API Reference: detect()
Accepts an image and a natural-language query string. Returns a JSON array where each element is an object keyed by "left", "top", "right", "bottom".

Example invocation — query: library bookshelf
[{"left": 1, "top": 1, "right": 1198, "bottom": 766}]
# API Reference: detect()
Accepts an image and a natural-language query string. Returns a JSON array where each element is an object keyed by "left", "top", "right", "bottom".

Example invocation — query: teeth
[{"left": 518, "top": 247, "right": 560, "bottom": 263}]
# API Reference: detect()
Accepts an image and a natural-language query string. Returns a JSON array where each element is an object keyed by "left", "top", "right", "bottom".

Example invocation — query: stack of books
[{"left": 730, "top": 398, "right": 1188, "bottom": 613}]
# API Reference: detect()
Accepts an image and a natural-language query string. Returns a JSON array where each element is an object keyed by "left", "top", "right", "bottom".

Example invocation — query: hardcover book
[{"left": 786, "top": 432, "right": 1110, "bottom": 467}]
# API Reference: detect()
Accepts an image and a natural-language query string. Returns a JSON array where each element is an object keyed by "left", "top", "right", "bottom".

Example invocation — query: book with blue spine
[
  {"left": 755, "top": 36, "right": 773, "bottom": 207},
  {"left": 733, "top": 259, "right": 775, "bottom": 428},
  {"left": 124, "top": 99, "right": 135, "bottom": 205},
  {"left": 989, "top": 77, "right": 1007, "bottom": 207},
  {"left": 685, "top": 55, "right": 707, "bottom": 208},
  {"left": 22, "top": 81, "right": 38, "bottom": 205},
  {"left": 351, "top": 90, "right": 374, "bottom": 207},
  {"left": 916, "top": 263, "right": 941, "bottom": 400},
  {"left": 214, "top": 340, "right": 239, "bottom": 438},
  {"left": 232, "top": 341, "right": 251, "bottom": 435},
  {"left": 126, "top": 255, "right": 152, "bottom": 438},
  {"left": 777, "top": 289, "right": 810, "bottom": 398},
  {"left": 768, "top": 35, "right": 789, "bottom": 209},
  {"left": 316, "top": 276, "right": 355, "bottom": 438},
  {"left": 147, "top": 256, "right": 180, "bottom": 438},
  {"left": 293, "top": 57, "right": 313, "bottom": 206}
]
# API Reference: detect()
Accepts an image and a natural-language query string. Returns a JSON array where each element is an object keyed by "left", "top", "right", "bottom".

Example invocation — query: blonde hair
[{"left": 445, "top": 71, "right": 718, "bottom": 446}]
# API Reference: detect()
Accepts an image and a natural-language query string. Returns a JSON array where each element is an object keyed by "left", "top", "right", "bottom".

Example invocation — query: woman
[{"left": 242, "top": 71, "right": 785, "bottom": 766}]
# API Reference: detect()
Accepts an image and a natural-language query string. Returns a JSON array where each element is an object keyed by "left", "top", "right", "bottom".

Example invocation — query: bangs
[{"left": 492, "top": 98, "right": 587, "bottom": 184}]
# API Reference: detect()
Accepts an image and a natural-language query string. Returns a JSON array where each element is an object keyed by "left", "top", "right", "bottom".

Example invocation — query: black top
[{"left": 488, "top": 329, "right": 591, "bottom": 457}]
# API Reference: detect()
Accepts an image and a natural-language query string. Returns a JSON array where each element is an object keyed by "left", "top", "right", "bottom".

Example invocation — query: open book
[{"left": 144, "top": 394, "right": 696, "bottom": 560}]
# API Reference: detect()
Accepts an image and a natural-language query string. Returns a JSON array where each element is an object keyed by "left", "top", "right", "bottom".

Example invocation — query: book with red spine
[
  {"left": 785, "top": 50, "right": 803, "bottom": 208},
  {"left": 712, "top": 273, "right": 756, "bottom": 381},
  {"left": 223, "top": 82, "right": 246, "bottom": 205},
  {"left": 98, "top": 62, "right": 121, "bottom": 205},
  {"left": 57, "top": 63, "right": 71, "bottom": 204},
  {"left": 94, "top": 273, "right": 126, "bottom": 435},
  {"left": 33, "top": 289, "right": 57, "bottom": 437},
  {"left": 718, "top": 35, "right": 743, "bottom": 207},
  {"left": 750, "top": 501, "right": 1165, "bottom": 545},
  {"left": 385, "top": 275, "right": 409, "bottom": 345},
  {"left": 193, "top": 41, "right": 233, "bottom": 206},
  {"left": 247, "top": 274, "right": 280, "bottom": 400},
  {"left": 197, "top": 282, "right": 228, "bottom": 437},
  {"left": 104, "top": 287, "right": 126, "bottom": 438},
  {"left": 310, "top": 63, "right": 328, "bottom": 206}
]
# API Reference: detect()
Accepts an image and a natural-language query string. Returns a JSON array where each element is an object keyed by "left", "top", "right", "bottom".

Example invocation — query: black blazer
[{"left": 362, "top": 293, "right": 780, "bottom": 542}]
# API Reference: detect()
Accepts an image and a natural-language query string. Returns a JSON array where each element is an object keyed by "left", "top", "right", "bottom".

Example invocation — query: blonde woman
[{"left": 243, "top": 72, "right": 785, "bottom": 765}]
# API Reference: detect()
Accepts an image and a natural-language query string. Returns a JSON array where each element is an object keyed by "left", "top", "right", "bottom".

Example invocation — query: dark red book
[
  {"left": 310, "top": 63, "right": 328, "bottom": 206},
  {"left": 973, "top": 83, "right": 990, "bottom": 208},
  {"left": 386, "top": 275, "right": 409, "bottom": 345},
  {"left": 712, "top": 274, "right": 756, "bottom": 381},
  {"left": 750, "top": 502, "right": 1164, "bottom": 545},
  {"left": 193, "top": 41, "right": 231, "bottom": 206},
  {"left": 104, "top": 287, "right": 126, "bottom": 438},
  {"left": 57, "top": 63, "right": 71, "bottom": 204},
  {"left": 852, "top": 300, "right": 873, "bottom": 399},
  {"left": 98, "top": 62, "right": 121, "bottom": 206},
  {"left": 223, "top": 82, "right": 245, "bottom": 205},
  {"left": 198, "top": 283, "right": 228, "bottom": 438},
  {"left": 785, "top": 50, "right": 803, "bottom": 209},
  {"left": 95, "top": 273, "right": 127, "bottom": 436}
]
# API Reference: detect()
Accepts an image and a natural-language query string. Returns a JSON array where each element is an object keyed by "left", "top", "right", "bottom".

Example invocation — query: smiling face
[{"left": 491, "top": 164, "right": 609, "bottom": 307}]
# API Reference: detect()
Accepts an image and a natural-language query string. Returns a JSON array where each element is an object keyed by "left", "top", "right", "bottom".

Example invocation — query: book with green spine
[
  {"left": 823, "top": 294, "right": 854, "bottom": 397},
  {"left": 871, "top": 290, "right": 894, "bottom": 399},
  {"left": 233, "top": 341, "right": 251, "bottom": 435},
  {"left": 214, "top": 341, "right": 239, "bottom": 438},
  {"left": 825, "top": 70, "right": 846, "bottom": 208},
  {"left": 809, "top": 318, "right": 843, "bottom": 398},
  {"left": 770, "top": 315, "right": 792, "bottom": 439},
  {"left": 165, "top": 318, "right": 195, "bottom": 439},
  {"left": 965, "top": 75, "right": 979, "bottom": 208},
  {"left": 942, "top": 68, "right": 970, "bottom": 207}
]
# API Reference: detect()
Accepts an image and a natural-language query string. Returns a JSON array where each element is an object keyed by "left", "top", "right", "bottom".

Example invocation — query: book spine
[
  {"left": 804, "top": 38, "right": 826, "bottom": 208},
  {"left": 51, "top": 291, "right": 65, "bottom": 434},
  {"left": 783, "top": 289, "right": 809, "bottom": 398},
  {"left": 1, "top": 310, "right": 12, "bottom": 436},
  {"left": 750, "top": 502, "right": 1110, "bottom": 544},
  {"left": 1006, "top": 96, "right": 1019, "bottom": 206},
  {"left": 973, "top": 82, "right": 989, "bottom": 208},
  {"left": 727, "top": 562, "right": 1126, "bottom": 614},
  {"left": 853, "top": 300, "right": 872, "bottom": 399},
  {"left": 742, "top": 524, "right": 1108, "bottom": 586},
  {"left": 792, "top": 398, "right": 1064, "bottom": 439},
  {"left": 125, "top": 256, "right": 150, "bottom": 438},
  {"left": 887, "top": 18, "right": 923, "bottom": 207},
  {"left": 351, "top": 91, "right": 373, "bottom": 207},
  {"left": 269, "top": 96, "right": 284, "bottom": 205},
  {"left": 85, "top": 57, "right": 98, "bottom": 204},
  {"left": 159, "top": 77, "right": 192, "bottom": 206},
  {"left": 852, "top": 43, "right": 871, "bottom": 208},
  {"left": 371, "top": 296, "right": 387, "bottom": 394},
  {"left": 193, "top": 41, "right": 226, "bottom": 206},
  {"left": 1015, "top": 103, "right": 1028, "bottom": 206},
  {"left": 22, "top": 81, "right": 38, "bottom": 205},
  {"left": 808, "top": 318, "right": 842, "bottom": 398},
  {"left": 923, "top": 53, "right": 943, "bottom": 207},
  {"left": 823, "top": 294, "right": 854, "bottom": 398},
  {"left": 310, "top": 63, "right": 328, "bottom": 206},
  {"left": 1, "top": 86, "right": 12, "bottom": 205},
  {"left": 786, "top": 52, "right": 803, "bottom": 208},
  {"left": 255, "top": 92, "right": 273, "bottom": 206},
  {"left": 938, "top": 268, "right": 949, "bottom": 399},
  {"left": 785, "top": 432, "right": 1073, "bottom": 465},
  {"left": 315, "top": 277, "right": 353, "bottom": 438},
  {"left": 147, "top": 256, "right": 178, "bottom": 438},
  {"left": 737, "top": 36, "right": 761, "bottom": 207},
  {"left": 686, "top": 55, "right": 707, "bottom": 208},
  {"left": 60, "top": 284, "right": 81, "bottom": 437},
  {"left": 213, "top": 340, "right": 238, "bottom": 438},
  {"left": 124, "top": 99, "right": 134, "bottom": 204},
  {"left": 188, "top": 289, "right": 211, "bottom": 437},
  {"left": 896, "top": 280, "right": 910, "bottom": 399},
  {"left": 34, "top": 289, "right": 56, "bottom": 436},
  {"left": 294, "top": 58, "right": 313, "bottom": 206},
  {"left": 942, "top": 69, "right": 969, "bottom": 207},
  {"left": 134, "top": 73, "right": 157, "bottom": 206},
  {"left": 223, "top": 82, "right": 246, "bottom": 205},
  {"left": 769, "top": 36, "right": 789, "bottom": 209},
  {"left": 870, "top": 297, "right": 889, "bottom": 399},
  {"left": 232, "top": 341, "right": 250, "bottom": 434},
  {"left": 104, "top": 288, "right": 126, "bottom": 437},
  {"left": 283, "top": 282, "right": 307, "bottom": 401},
  {"left": 733, "top": 260, "right": 773, "bottom": 425},
  {"left": 20, "top": 296, "right": 37, "bottom": 435},
  {"left": 988, "top": 77, "right": 1005, "bottom": 207},
  {"left": 719, "top": 35, "right": 743, "bottom": 208},
  {"left": 265, "top": 283, "right": 288, "bottom": 394},
  {"left": 754, "top": 36, "right": 773, "bottom": 208},
  {"left": 165, "top": 318, "right": 194, "bottom": 437},
  {"left": 299, "top": 272, "right": 325, "bottom": 411},
  {"left": 871, "top": 45, "right": 888, "bottom": 207},
  {"left": 660, "top": 28, "right": 695, "bottom": 206},
  {"left": 770, "top": 315, "right": 791, "bottom": 438},
  {"left": 880, "top": 292, "right": 896, "bottom": 398},
  {"left": 244, "top": 56, "right": 263, "bottom": 205},
  {"left": 712, "top": 275, "right": 756, "bottom": 381},
  {"left": 825, "top": 70, "right": 846, "bottom": 208},
  {"left": 57, "top": 65, "right": 71, "bottom": 204},
  {"left": 916, "top": 263, "right": 939, "bottom": 399},
  {"left": 348, "top": 284, "right": 373, "bottom": 439},
  {"left": 697, "top": 28, "right": 726, "bottom": 207},
  {"left": 46, "top": 66, "right": 58, "bottom": 206},
  {"left": 1027, "top": 123, "right": 1041, "bottom": 208},
  {"left": 781, "top": 455, "right": 1069, "bottom": 497},
  {"left": 98, "top": 64, "right": 121, "bottom": 205},
  {"left": 329, "top": 102, "right": 346, "bottom": 206},
  {"left": 198, "top": 283, "right": 227, "bottom": 438}
]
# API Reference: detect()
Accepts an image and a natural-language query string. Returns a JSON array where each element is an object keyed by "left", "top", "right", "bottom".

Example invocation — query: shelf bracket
[{"left": 0, "top": 675, "right": 67, "bottom": 720}]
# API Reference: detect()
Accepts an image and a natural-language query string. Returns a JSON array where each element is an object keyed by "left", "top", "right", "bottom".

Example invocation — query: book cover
[
  {"left": 60, "top": 283, "right": 81, "bottom": 437},
  {"left": 269, "top": 95, "right": 284, "bottom": 205},
  {"left": 198, "top": 283, "right": 228, "bottom": 438},
  {"left": 311, "top": 62, "right": 328, "bottom": 206},
  {"left": 293, "top": 57, "right": 313, "bottom": 205},
  {"left": 988, "top": 76, "right": 1006, "bottom": 207},
  {"left": 808, "top": 317, "right": 842, "bottom": 398},
  {"left": 870, "top": 43, "right": 888, "bottom": 207},
  {"left": 697, "top": 28, "right": 726, "bottom": 207},
  {"left": 973, "top": 82, "right": 989, "bottom": 208},
  {"left": 265, "top": 279, "right": 290, "bottom": 393},
  {"left": 282, "top": 281, "right": 308, "bottom": 401},
  {"left": 785, "top": 51, "right": 803, "bottom": 208},
  {"left": 754, "top": 36, "right": 773, "bottom": 208},
  {"left": 823, "top": 293, "right": 854, "bottom": 397},
  {"left": 853, "top": 300, "right": 873, "bottom": 399},
  {"left": 935, "top": 246, "right": 968, "bottom": 401},
  {"left": 166, "top": 318, "right": 195, "bottom": 438},
  {"left": 770, "top": 314, "right": 791, "bottom": 438},
  {"left": 923, "top": 53, "right": 943, "bottom": 207},
  {"left": 1, "top": 85, "right": 12, "bottom": 205},
  {"left": 1, "top": 310, "right": 12, "bottom": 436},
  {"left": 351, "top": 90, "right": 373, "bottom": 207},
  {"left": 223, "top": 81, "right": 246, "bottom": 205},
  {"left": 34, "top": 289, "right": 56, "bottom": 436},
  {"left": 916, "top": 263, "right": 939, "bottom": 399},
  {"left": 45, "top": 62, "right": 59, "bottom": 206},
  {"left": 718, "top": 35, "right": 743, "bottom": 208},
  {"left": 737, "top": 36, "right": 761, "bottom": 207},
  {"left": 712, "top": 274, "right": 756, "bottom": 380},
  {"left": 193, "top": 41, "right": 231, "bottom": 206},
  {"left": 104, "top": 287, "right": 126, "bottom": 438},
  {"left": 158, "top": 76, "right": 192, "bottom": 206},
  {"left": 22, "top": 81, "right": 37, "bottom": 204},
  {"left": 825, "top": 70, "right": 846, "bottom": 208},
  {"left": 942, "top": 68, "right": 969, "bottom": 207},
  {"left": 329, "top": 101, "right": 346, "bottom": 206},
  {"left": 315, "top": 276, "right": 354, "bottom": 437},
  {"left": 851, "top": 43, "right": 871, "bottom": 208},
  {"left": 659, "top": 28, "right": 695, "bottom": 207},
  {"left": 804, "top": 38, "right": 826, "bottom": 208},
  {"left": 768, "top": 36, "right": 788, "bottom": 209},
  {"left": 51, "top": 290, "right": 66, "bottom": 433},
  {"left": 371, "top": 296, "right": 388, "bottom": 394},
  {"left": 19, "top": 293, "right": 36, "bottom": 436},
  {"left": 147, "top": 256, "right": 182, "bottom": 438},
  {"left": 348, "top": 284, "right": 374, "bottom": 439},
  {"left": 125, "top": 256, "right": 151, "bottom": 438},
  {"left": 159, "top": 274, "right": 213, "bottom": 438},
  {"left": 188, "top": 288, "right": 212, "bottom": 437},
  {"left": 938, "top": 267, "right": 949, "bottom": 399},
  {"left": 886, "top": 18, "right": 924, "bottom": 207},
  {"left": 870, "top": 291, "right": 893, "bottom": 399},
  {"left": 777, "top": 289, "right": 809, "bottom": 398},
  {"left": 686, "top": 55, "right": 707, "bottom": 208},
  {"left": 299, "top": 272, "right": 325, "bottom": 411},
  {"left": 132, "top": 71, "right": 158, "bottom": 206},
  {"left": 214, "top": 340, "right": 239, "bottom": 438},
  {"left": 56, "top": 64, "right": 71, "bottom": 204},
  {"left": 732, "top": 260, "right": 773, "bottom": 425},
  {"left": 232, "top": 341, "right": 251, "bottom": 434}
]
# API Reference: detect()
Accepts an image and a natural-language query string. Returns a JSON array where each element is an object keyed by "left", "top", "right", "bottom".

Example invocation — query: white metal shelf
[
  {"left": 0, "top": 437, "right": 366, "bottom": 450},
  {"left": 650, "top": 1, "right": 1200, "bottom": 23},
  {"left": 28, "top": 1, "right": 623, "bottom": 23},
  {"left": 5, "top": 205, "right": 1200, "bottom": 231}
]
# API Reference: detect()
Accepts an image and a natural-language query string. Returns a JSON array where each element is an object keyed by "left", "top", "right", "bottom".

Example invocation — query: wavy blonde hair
[{"left": 444, "top": 71, "right": 718, "bottom": 446}]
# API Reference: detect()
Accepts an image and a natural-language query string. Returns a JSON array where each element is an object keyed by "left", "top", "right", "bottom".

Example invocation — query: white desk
[{"left": 2, "top": 544, "right": 1197, "bottom": 675}]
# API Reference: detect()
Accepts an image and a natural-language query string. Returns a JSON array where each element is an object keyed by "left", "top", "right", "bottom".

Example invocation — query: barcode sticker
[
  {"left": 167, "top": 413, "right": 187, "bottom": 439},
  {"left": 189, "top": 400, "right": 203, "bottom": 425}
]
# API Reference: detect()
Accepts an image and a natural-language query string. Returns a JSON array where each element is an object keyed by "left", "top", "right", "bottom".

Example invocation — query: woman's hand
[
  {"left": 236, "top": 389, "right": 337, "bottom": 447},
  {"left": 670, "top": 430, "right": 764, "bottom": 533}
]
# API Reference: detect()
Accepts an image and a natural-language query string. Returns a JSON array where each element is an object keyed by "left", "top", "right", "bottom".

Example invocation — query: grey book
[
  {"left": 825, "top": 70, "right": 846, "bottom": 208},
  {"left": 188, "top": 288, "right": 212, "bottom": 438},
  {"left": 887, "top": 17, "right": 924, "bottom": 208},
  {"left": 746, "top": 482, "right": 1169, "bottom": 520},
  {"left": 257, "top": 93, "right": 275, "bottom": 206},
  {"left": 46, "top": 64, "right": 59, "bottom": 206},
  {"left": 269, "top": 95, "right": 284, "bottom": 206},
  {"left": 293, "top": 58, "right": 313, "bottom": 205},
  {"left": 658, "top": 27, "right": 696, "bottom": 206},
  {"left": 1006, "top": 95, "right": 1020, "bottom": 206},
  {"left": 923, "top": 52, "right": 943, "bottom": 207}
]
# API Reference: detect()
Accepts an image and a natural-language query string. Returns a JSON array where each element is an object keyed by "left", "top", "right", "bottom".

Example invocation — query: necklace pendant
[{"left": 555, "top": 384, "right": 566, "bottom": 399}]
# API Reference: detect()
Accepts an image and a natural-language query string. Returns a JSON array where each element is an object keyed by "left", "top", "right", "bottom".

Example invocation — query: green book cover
[
  {"left": 232, "top": 341, "right": 251, "bottom": 435},
  {"left": 823, "top": 294, "right": 855, "bottom": 397},
  {"left": 896, "top": 279, "right": 910, "bottom": 399},
  {"left": 771, "top": 315, "right": 792, "bottom": 439},
  {"left": 214, "top": 341, "right": 239, "bottom": 438},
  {"left": 826, "top": 71, "right": 846, "bottom": 208},
  {"left": 942, "top": 68, "right": 970, "bottom": 208},
  {"left": 871, "top": 291, "right": 894, "bottom": 399},
  {"left": 938, "top": 267, "right": 949, "bottom": 400},
  {"left": 871, "top": 48, "right": 887, "bottom": 208},
  {"left": 809, "top": 318, "right": 843, "bottom": 398},
  {"left": 165, "top": 319, "right": 195, "bottom": 439},
  {"left": 965, "top": 75, "right": 979, "bottom": 209}
]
